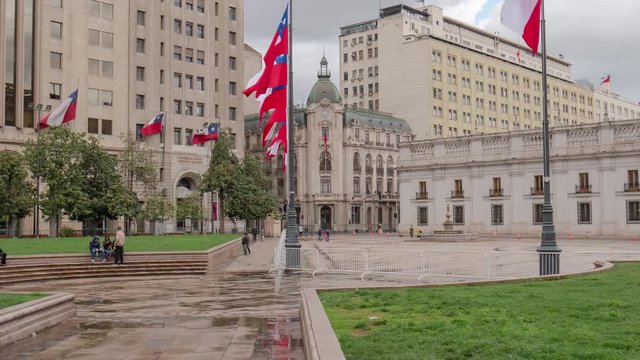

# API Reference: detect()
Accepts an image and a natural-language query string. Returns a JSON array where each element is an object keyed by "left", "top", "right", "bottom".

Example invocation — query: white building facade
[{"left": 398, "top": 120, "right": 640, "bottom": 237}]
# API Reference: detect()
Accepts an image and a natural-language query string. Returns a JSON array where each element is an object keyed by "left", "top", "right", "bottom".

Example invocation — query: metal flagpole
[
  {"left": 537, "top": 0, "right": 561, "bottom": 275},
  {"left": 285, "top": 0, "right": 301, "bottom": 268}
]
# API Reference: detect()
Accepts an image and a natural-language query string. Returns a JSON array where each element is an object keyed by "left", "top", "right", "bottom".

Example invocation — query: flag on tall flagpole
[
  {"left": 192, "top": 123, "right": 220, "bottom": 145},
  {"left": 501, "top": 0, "right": 542, "bottom": 55},
  {"left": 140, "top": 112, "right": 164, "bottom": 137},
  {"left": 243, "top": 6, "right": 289, "bottom": 169},
  {"left": 39, "top": 89, "right": 78, "bottom": 129},
  {"left": 600, "top": 75, "right": 611, "bottom": 85}
]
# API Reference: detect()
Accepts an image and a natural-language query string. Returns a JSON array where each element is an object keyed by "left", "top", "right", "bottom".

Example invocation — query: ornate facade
[{"left": 246, "top": 57, "right": 412, "bottom": 232}]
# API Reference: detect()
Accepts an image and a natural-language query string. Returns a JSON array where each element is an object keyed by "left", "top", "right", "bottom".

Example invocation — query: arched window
[
  {"left": 365, "top": 154, "right": 372, "bottom": 167},
  {"left": 353, "top": 152, "right": 361, "bottom": 171},
  {"left": 376, "top": 155, "right": 383, "bottom": 169},
  {"left": 387, "top": 156, "right": 394, "bottom": 169},
  {"left": 320, "top": 152, "right": 332, "bottom": 172}
]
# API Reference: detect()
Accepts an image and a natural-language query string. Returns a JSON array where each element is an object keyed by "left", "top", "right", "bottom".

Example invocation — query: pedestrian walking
[
  {"left": 317, "top": 229, "right": 322, "bottom": 241},
  {"left": 326, "top": 230, "right": 330, "bottom": 242},
  {"left": 114, "top": 226, "right": 125, "bottom": 265},
  {"left": 251, "top": 226, "right": 258, "bottom": 242},
  {"left": 242, "top": 232, "right": 251, "bottom": 255},
  {"left": 409, "top": 225, "right": 414, "bottom": 238}
]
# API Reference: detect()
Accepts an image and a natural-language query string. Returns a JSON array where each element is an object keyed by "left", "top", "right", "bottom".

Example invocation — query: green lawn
[
  {"left": 0, "top": 234, "right": 239, "bottom": 256},
  {"left": 0, "top": 293, "right": 45, "bottom": 310},
  {"left": 320, "top": 263, "right": 640, "bottom": 360}
]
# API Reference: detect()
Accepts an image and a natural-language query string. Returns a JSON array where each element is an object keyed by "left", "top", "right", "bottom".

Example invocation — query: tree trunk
[
  {"left": 49, "top": 212, "right": 59, "bottom": 238},
  {"left": 8, "top": 215, "right": 17, "bottom": 238},
  {"left": 219, "top": 190, "right": 225, "bottom": 234}
]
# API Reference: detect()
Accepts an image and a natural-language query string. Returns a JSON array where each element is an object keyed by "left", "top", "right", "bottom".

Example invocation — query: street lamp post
[
  {"left": 537, "top": 0, "right": 561, "bottom": 275},
  {"left": 27, "top": 103, "right": 52, "bottom": 239}
]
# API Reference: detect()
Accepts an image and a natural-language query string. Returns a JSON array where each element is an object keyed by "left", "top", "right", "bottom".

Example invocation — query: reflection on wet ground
[{"left": 0, "top": 272, "right": 308, "bottom": 360}]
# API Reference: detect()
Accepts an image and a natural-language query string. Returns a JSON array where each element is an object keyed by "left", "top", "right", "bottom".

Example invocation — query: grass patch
[
  {"left": 0, "top": 293, "right": 45, "bottom": 310},
  {"left": 320, "top": 263, "right": 640, "bottom": 360},
  {"left": 0, "top": 234, "right": 239, "bottom": 256}
]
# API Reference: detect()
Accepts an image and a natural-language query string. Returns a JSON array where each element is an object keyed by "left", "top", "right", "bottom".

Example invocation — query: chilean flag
[
  {"left": 600, "top": 75, "right": 611, "bottom": 85},
  {"left": 39, "top": 89, "right": 78, "bottom": 129},
  {"left": 192, "top": 123, "right": 220, "bottom": 145},
  {"left": 140, "top": 112, "right": 164, "bottom": 137},
  {"left": 501, "top": 0, "right": 541, "bottom": 55}
]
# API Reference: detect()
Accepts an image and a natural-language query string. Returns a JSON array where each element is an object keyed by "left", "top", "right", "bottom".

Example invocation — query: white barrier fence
[{"left": 271, "top": 247, "right": 640, "bottom": 281}]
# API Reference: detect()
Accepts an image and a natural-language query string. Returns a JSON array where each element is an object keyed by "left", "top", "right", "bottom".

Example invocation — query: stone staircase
[{"left": 0, "top": 254, "right": 209, "bottom": 286}]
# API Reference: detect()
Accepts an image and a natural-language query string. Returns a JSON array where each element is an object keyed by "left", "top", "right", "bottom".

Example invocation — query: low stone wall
[
  {"left": 300, "top": 261, "right": 614, "bottom": 360},
  {"left": 0, "top": 293, "right": 75, "bottom": 348},
  {"left": 206, "top": 238, "right": 242, "bottom": 271}
]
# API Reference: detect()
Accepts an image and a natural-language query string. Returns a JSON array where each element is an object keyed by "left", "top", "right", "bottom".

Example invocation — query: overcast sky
[{"left": 245, "top": 0, "right": 640, "bottom": 105}]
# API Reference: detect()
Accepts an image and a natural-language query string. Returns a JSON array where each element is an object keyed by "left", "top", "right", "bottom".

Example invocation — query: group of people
[
  {"left": 317, "top": 229, "right": 331, "bottom": 242},
  {"left": 89, "top": 226, "right": 126, "bottom": 265},
  {"left": 241, "top": 226, "right": 264, "bottom": 256}
]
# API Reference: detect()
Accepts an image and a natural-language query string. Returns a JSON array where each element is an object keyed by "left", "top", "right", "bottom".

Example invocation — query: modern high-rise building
[
  {"left": 1, "top": 0, "right": 246, "bottom": 236},
  {"left": 339, "top": 4, "right": 600, "bottom": 140}
]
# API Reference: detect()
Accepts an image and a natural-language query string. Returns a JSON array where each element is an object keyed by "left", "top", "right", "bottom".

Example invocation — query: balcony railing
[
  {"left": 366, "top": 166, "right": 373, "bottom": 174},
  {"left": 365, "top": 140, "right": 374, "bottom": 146},
  {"left": 416, "top": 192, "right": 429, "bottom": 200},
  {"left": 376, "top": 168, "right": 384, "bottom": 176},
  {"left": 625, "top": 183, "right": 640, "bottom": 192},
  {"left": 451, "top": 190, "right": 464, "bottom": 198},
  {"left": 530, "top": 187, "right": 544, "bottom": 196},
  {"left": 575, "top": 184, "right": 592, "bottom": 194},
  {"left": 354, "top": 166, "right": 362, "bottom": 173},
  {"left": 489, "top": 188, "right": 504, "bottom": 197}
]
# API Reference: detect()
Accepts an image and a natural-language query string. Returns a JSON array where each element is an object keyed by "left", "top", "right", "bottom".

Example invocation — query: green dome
[{"left": 307, "top": 56, "right": 341, "bottom": 105}]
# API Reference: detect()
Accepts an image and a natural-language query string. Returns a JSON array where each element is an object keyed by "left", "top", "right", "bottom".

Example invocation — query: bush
[{"left": 58, "top": 226, "right": 76, "bottom": 238}]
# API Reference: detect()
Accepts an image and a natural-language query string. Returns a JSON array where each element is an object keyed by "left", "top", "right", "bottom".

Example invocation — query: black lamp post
[{"left": 27, "top": 103, "right": 52, "bottom": 239}]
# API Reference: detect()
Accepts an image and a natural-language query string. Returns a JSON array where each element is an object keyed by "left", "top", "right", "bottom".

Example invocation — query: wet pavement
[{"left": 2, "top": 235, "right": 640, "bottom": 359}]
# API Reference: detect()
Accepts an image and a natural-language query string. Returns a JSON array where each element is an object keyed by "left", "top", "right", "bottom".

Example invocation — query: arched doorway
[
  {"left": 320, "top": 206, "right": 332, "bottom": 230},
  {"left": 366, "top": 207, "right": 372, "bottom": 230},
  {"left": 388, "top": 208, "right": 394, "bottom": 232},
  {"left": 175, "top": 177, "right": 199, "bottom": 233},
  {"left": 377, "top": 207, "right": 383, "bottom": 227}
]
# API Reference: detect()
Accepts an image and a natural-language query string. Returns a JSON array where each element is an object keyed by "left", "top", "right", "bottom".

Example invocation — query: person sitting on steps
[
  {"left": 89, "top": 236, "right": 103, "bottom": 263},
  {"left": 0, "top": 248, "right": 7, "bottom": 267},
  {"left": 103, "top": 235, "right": 114, "bottom": 262}
]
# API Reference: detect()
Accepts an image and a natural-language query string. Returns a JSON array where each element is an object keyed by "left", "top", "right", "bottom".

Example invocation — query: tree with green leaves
[
  {"left": 201, "top": 130, "right": 239, "bottom": 233},
  {"left": 176, "top": 193, "right": 203, "bottom": 233},
  {"left": 140, "top": 192, "right": 175, "bottom": 235},
  {"left": 117, "top": 132, "right": 159, "bottom": 234},
  {"left": 226, "top": 155, "right": 278, "bottom": 224},
  {"left": 0, "top": 151, "right": 34, "bottom": 237},
  {"left": 24, "top": 127, "right": 89, "bottom": 237}
]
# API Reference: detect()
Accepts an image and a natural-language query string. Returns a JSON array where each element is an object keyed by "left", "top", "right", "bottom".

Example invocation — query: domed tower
[{"left": 307, "top": 56, "right": 341, "bottom": 105}]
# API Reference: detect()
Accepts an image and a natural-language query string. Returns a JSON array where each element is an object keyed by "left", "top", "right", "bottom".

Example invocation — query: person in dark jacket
[
  {"left": 103, "top": 235, "right": 114, "bottom": 262},
  {"left": 89, "top": 236, "right": 102, "bottom": 263},
  {"left": 251, "top": 226, "right": 258, "bottom": 242},
  {"left": 242, "top": 232, "right": 251, "bottom": 255},
  {"left": 0, "top": 248, "right": 6, "bottom": 266}
]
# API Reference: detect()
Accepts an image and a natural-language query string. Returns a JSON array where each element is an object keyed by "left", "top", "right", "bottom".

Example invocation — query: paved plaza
[{"left": 1, "top": 234, "right": 640, "bottom": 359}]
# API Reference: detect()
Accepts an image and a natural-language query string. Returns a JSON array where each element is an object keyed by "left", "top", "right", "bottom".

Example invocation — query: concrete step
[
  {"left": 8, "top": 253, "right": 209, "bottom": 266},
  {"left": 0, "top": 264, "right": 208, "bottom": 277},
  {"left": 0, "top": 268, "right": 206, "bottom": 285},
  {"left": 2, "top": 260, "right": 208, "bottom": 272}
]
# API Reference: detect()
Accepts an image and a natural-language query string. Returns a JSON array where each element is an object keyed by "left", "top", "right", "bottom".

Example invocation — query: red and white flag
[
  {"left": 244, "top": 6, "right": 289, "bottom": 170},
  {"left": 39, "top": 89, "right": 78, "bottom": 129},
  {"left": 140, "top": 112, "right": 164, "bottom": 137},
  {"left": 600, "top": 75, "right": 611, "bottom": 85},
  {"left": 501, "top": 0, "right": 542, "bottom": 55}
]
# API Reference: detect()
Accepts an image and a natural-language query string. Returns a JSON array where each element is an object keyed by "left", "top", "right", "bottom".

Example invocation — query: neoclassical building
[
  {"left": 398, "top": 119, "right": 640, "bottom": 237},
  {"left": 245, "top": 57, "right": 412, "bottom": 232}
]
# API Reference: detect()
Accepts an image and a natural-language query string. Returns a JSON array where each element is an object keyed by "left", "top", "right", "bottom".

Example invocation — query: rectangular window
[
  {"left": 196, "top": 103, "right": 204, "bottom": 117},
  {"left": 50, "top": 21, "right": 62, "bottom": 39},
  {"left": 185, "top": 48, "right": 194, "bottom": 62},
  {"left": 627, "top": 201, "right": 640, "bottom": 223},
  {"left": 50, "top": 52, "right": 62, "bottom": 69},
  {"left": 185, "top": 22, "right": 193, "bottom": 36},
  {"left": 136, "top": 38, "right": 145, "bottom": 53},
  {"left": 453, "top": 205, "right": 464, "bottom": 225},
  {"left": 173, "top": 73, "right": 182, "bottom": 88},
  {"left": 136, "top": 66, "right": 145, "bottom": 81},
  {"left": 173, "top": 128, "right": 182, "bottom": 145},
  {"left": 185, "top": 101, "right": 193, "bottom": 116},
  {"left": 100, "top": 90, "right": 112, "bottom": 106},
  {"left": 454, "top": 179, "right": 463, "bottom": 198},
  {"left": 417, "top": 207, "right": 428, "bottom": 226},
  {"left": 173, "top": 100, "right": 182, "bottom": 114},
  {"left": 533, "top": 175, "right": 544, "bottom": 195},
  {"left": 196, "top": 50, "right": 205, "bottom": 64},
  {"left": 196, "top": 77, "right": 205, "bottom": 91},
  {"left": 229, "top": 107, "right": 237, "bottom": 121},
  {"left": 229, "top": 31, "right": 237, "bottom": 45},
  {"left": 88, "top": 118, "right": 99, "bottom": 134},
  {"left": 197, "top": 0, "right": 204, "bottom": 12},
  {"left": 102, "top": 60, "right": 113, "bottom": 77},
  {"left": 577, "top": 202, "right": 592, "bottom": 224},
  {"left": 136, "top": 95, "right": 145, "bottom": 110},
  {"left": 185, "top": 128, "right": 193, "bottom": 145},
  {"left": 418, "top": 181, "right": 427, "bottom": 199},
  {"left": 50, "top": 83, "right": 62, "bottom": 99},
  {"left": 353, "top": 177, "right": 361, "bottom": 194},
  {"left": 533, "top": 204, "right": 543, "bottom": 225},
  {"left": 229, "top": 56, "right": 237, "bottom": 70},
  {"left": 321, "top": 177, "right": 331, "bottom": 194},
  {"left": 578, "top": 173, "right": 590, "bottom": 193},
  {"left": 196, "top": 24, "right": 205, "bottom": 38},
  {"left": 229, "top": 82, "right": 237, "bottom": 95},
  {"left": 185, "top": 75, "right": 193, "bottom": 89},
  {"left": 174, "top": 19, "right": 182, "bottom": 34},
  {"left": 229, "top": 6, "right": 237, "bottom": 20},
  {"left": 174, "top": 46, "right": 182, "bottom": 60},
  {"left": 491, "top": 204, "right": 504, "bottom": 225},
  {"left": 136, "top": 10, "right": 145, "bottom": 26},
  {"left": 101, "top": 119, "right": 112, "bottom": 135},
  {"left": 277, "top": 179, "right": 285, "bottom": 196},
  {"left": 627, "top": 170, "right": 639, "bottom": 191},
  {"left": 185, "top": 0, "right": 193, "bottom": 10}
]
